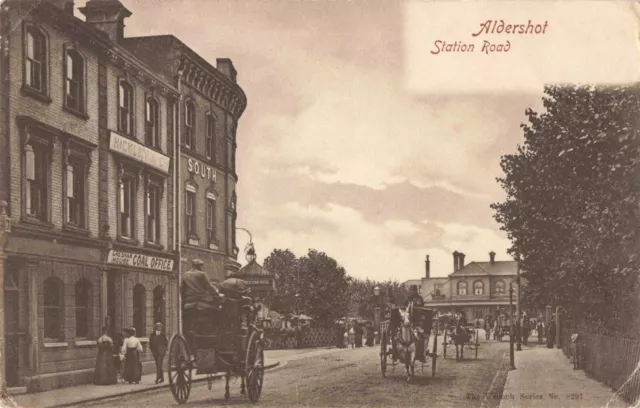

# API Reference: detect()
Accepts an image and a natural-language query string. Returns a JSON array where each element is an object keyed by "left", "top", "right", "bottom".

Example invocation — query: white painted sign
[
  {"left": 187, "top": 158, "right": 217, "bottom": 182},
  {"left": 110, "top": 132, "right": 170, "bottom": 174},
  {"left": 107, "top": 250, "right": 174, "bottom": 272}
]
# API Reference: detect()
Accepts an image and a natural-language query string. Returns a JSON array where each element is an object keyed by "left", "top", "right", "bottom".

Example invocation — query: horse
[
  {"left": 447, "top": 318, "right": 472, "bottom": 361},
  {"left": 393, "top": 304, "right": 420, "bottom": 382}
]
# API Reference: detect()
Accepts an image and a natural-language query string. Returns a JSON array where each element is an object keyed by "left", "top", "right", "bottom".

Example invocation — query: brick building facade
[{"left": 0, "top": 0, "right": 246, "bottom": 393}]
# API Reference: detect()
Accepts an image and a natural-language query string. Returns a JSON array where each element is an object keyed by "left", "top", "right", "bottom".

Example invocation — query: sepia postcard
[{"left": 0, "top": 0, "right": 639, "bottom": 407}]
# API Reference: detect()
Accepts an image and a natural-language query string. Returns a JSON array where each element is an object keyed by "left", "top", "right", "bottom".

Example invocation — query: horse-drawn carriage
[
  {"left": 167, "top": 283, "right": 265, "bottom": 404},
  {"left": 379, "top": 303, "right": 438, "bottom": 381},
  {"left": 495, "top": 315, "right": 511, "bottom": 342},
  {"left": 441, "top": 321, "right": 479, "bottom": 360}
]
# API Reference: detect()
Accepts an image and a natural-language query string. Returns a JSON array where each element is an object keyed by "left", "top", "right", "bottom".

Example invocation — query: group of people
[
  {"left": 93, "top": 322, "right": 168, "bottom": 386},
  {"left": 335, "top": 321, "right": 375, "bottom": 348}
]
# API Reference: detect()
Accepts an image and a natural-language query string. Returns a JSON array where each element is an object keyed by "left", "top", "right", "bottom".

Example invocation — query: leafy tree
[{"left": 492, "top": 84, "right": 640, "bottom": 336}]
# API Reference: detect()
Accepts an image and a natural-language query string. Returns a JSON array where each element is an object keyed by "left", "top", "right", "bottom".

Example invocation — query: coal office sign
[{"left": 106, "top": 250, "right": 174, "bottom": 272}]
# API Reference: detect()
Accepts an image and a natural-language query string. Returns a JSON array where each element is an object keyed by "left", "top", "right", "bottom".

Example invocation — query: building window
[
  {"left": 495, "top": 280, "right": 505, "bottom": 294},
  {"left": 133, "top": 284, "right": 146, "bottom": 337},
  {"left": 206, "top": 198, "right": 216, "bottom": 247},
  {"left": 119, "top": 176, "right": 136, "bottom": 238},
  {"left": 184, "top": 102, "right": 195, "bottom": 149},
  {"left": 473, "top": 309, "right": 484, "bottom": 320},
  {"left": 185, "top": 190, "right": 196, "bottom": 236},
  {"left": 118, "top": 81, "right": 134, "bottom": 136},
  {"left": 153, "top": 286, "right": 165, "bottom": 327},
  {"left": 25, "top": 144, "right": 49, "bottom": 221},
  {"left": 457, "top": 281, "right": 467, "bottom": 295},
  {"left": 44, "top": 277, "right": 64, "bottom": 340},
  {"left": 146, "top": 183, "right": 160, "bottom": 244},
  {"left": 64, "top": 49, "right": 84, "bottom": 113},
  {"left": 75, "top": 280, "right": 91, "bottom": 338},
  {"left": 65, "top": 160, "right": 86, "bottom": 227},
  {"left": 145, "top": 98, "right": 159, "bottom": 148},
  {"left": 24, "top": 27, "right": 47, "bottom": 93},
  {"left": 227, "top": 141, "right": 234, "bottom": 172},
  {"left": 206, "top": 114, "right": 215, "bottom": 160},
  {"left": 474, "top": 281, "right": 484, "bottom": 295}
]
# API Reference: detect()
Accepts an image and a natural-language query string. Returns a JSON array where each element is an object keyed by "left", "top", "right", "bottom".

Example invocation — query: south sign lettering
[{"left": 187, "top": 158, "right": 217, "bottom": 182}]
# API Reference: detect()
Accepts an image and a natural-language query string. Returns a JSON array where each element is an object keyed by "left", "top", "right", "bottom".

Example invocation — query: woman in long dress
[
  {"left": 120, "top": 328, "right": 143, "bottom": 384},
  {"left": 94, "top": 327, "right": 117, "bottom": 385}
]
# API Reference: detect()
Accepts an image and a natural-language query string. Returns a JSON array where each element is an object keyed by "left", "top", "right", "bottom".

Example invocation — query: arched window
[
  {"left": 145, "top": 98, "right": 159, "bottom": 148},
  {"left": 133, "top": 284, "right": 146, "bottom": 336},
  {"left": 44, "top": 277, "right": 64, "bottom": 340},
  {"left": 473, "top": 281, "right": 484, "bottom": 295},
  {"left": 24, "top": 26, "right": 47, "bottom": 93},
  {"left": 64, "top": 48, "right": 85, "bottom": 112},
  {"left": 184, "top": 101, "right": 195, "bottom": 149},
  {"left": 153, "top": 286, "right": 165, "bottom": 327},
  {"left": 457, "top": 281, "right": 467, "bottom": 295},
  {"left": 118, "top": 80, "right": 134, "bottom": 135},
  {"left": 75, "top": 279, "right": 92, "bottom": 338},
  {"left": 495, "top": 280, "right": 505, "bottom": 294}
]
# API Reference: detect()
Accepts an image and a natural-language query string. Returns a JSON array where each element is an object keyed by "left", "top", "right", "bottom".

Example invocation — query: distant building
[{"left": 410, "top": 252, "right": 518, "bottom": 322}]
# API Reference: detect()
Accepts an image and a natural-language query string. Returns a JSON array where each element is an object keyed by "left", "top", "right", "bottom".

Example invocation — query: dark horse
[{"left": 447, "top": 319, "right": 472, "bottom": 361}]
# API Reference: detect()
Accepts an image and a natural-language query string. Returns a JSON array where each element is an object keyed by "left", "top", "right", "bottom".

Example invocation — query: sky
[{"left": 74, "top": 0, "right": 640, "bottom": 282}]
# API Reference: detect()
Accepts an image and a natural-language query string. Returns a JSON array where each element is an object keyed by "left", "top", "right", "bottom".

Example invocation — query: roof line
[{"left": 474, "top": 262, "right": 491, "bottom": 275}]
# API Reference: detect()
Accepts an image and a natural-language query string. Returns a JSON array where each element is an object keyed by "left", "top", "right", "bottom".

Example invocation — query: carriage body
[{"left": 168, "top": 290, "right": 265, "bottom": 405}]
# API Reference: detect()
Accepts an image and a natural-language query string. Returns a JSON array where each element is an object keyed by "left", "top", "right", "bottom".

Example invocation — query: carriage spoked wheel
[
  {"left": 380, "top": 331, "right": 388, "bottom": 378},
  {"left": 168, "top": 333, "right": 193, "bottom": 405},
  {"left": 245, "top": 331, "right": 265, "bottom": 403},
  {"left": 431, "top": 328, "right": 438, "bottom": 377}
]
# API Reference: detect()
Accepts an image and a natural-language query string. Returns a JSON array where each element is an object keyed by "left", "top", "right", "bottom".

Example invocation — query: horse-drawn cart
[
  {"left": 168, "top": 294, "right": 265, "bottom": 405},
  {"left": 379, "top": 304, "right": 438, "bottom": 381},
  {"left": 496, "top": 315, "right": 511, "bottom": 342},
  {"left": 442, "top": 323, "right": 479, "bottom": 360}
]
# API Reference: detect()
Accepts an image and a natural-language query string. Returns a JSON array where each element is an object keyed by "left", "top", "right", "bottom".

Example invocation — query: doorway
[{"left": 4, "top": 267, "right": 20, "bottom": 386}]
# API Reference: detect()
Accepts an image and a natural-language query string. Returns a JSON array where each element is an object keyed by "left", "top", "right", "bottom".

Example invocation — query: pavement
[
  {"left": 498, "top": 344, "right": 630, "bottom": 408},
  {"left": 2, "top": 347, "right": 346, "bottom": 408}
]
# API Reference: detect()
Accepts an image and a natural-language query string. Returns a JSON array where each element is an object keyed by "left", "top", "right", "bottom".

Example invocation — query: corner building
[
  {"left": 0, "top": 0, "right": 179, "bottom": 392},
  {"left": 122, "top": 36, "right": 247, "bottom": 282}
]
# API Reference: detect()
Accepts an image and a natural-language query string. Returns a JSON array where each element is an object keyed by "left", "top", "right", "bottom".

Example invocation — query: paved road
[{"left": 76, "top": 335, "right": 509, "bottom": 408}]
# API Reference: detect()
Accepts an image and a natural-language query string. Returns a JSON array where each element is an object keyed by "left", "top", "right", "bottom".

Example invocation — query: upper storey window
[
  {"left": 64, "top": 49, "right": 85, "bottom": 113},
  {"left": 206, "top": 114, "right": 215, "bottom": 160},
  {"left": 24, "top": 26, "right": 48, "bottom": 98},
  {"left": 184, "top": 101, "right": 195, "bottom": 149},
  {"left": 145, "top": 98, "right": 159, "bottom": 148},
  {"left": 118, "top": 81, "right": 134, "bottom": 136}
]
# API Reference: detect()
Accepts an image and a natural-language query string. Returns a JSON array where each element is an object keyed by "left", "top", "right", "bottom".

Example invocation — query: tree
[{"left": 492, "top": 84, "right": 640, "bottom": 336}]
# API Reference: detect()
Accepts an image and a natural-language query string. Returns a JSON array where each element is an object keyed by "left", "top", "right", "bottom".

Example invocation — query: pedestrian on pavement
[
  {"left": 150, "top": 322, "right": 168, "bottom": 384},
  {"left": 120, "top": 327, "right": 143, "bottom": 384},
  {"left": 94, "top": 327, "right": 117, "bottom": 385},
  {"left": 354, "top": 321, "right": 363, "bottom": 348},
  {"left": 546, "top": 318, "right": 556, "bottom": 349},
  {"left": 348, "top": 324, "right": 355, "bottom": 348},
  {"left": 537, "top": 317, "right": 545, "bottom": 345},
  {"left": 365, "top": 322, "right": 375, "bottom": 347}
]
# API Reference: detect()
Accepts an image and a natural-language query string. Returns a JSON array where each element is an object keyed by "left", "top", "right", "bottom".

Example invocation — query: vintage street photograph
[{"left": 0, "top": 0, "right": 639, "bottom": 407}]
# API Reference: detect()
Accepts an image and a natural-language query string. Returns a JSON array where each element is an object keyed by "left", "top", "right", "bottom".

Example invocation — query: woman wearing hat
[
  {"left": 94, "top": 327, "right": 117, "bottom": 385},
  {"left": 120, "top": 327, "right": 143, "bottom": 384}
]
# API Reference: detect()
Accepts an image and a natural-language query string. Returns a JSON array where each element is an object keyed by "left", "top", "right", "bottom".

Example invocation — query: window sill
[
  {"left": 74, "top": 339, "right": 97, "bottom": 347},
  {"left": 62, "top": 105, "right": 89, "bottom": 121},
  {"left": 117, "top": 235, "right": 140, "bottom": 246},
  {"left": 208, "top": 241, "right": 219, "bottom": 250},
  {"left": 43, "top": 342, "right": 68, "bottom": 349},
  {"left": 116, "top": 129, "right": 135, "bottom": 139},
  {"left": 21, "top": 85, "right": 52, "bottom": 104},
  {"left": 21, "top": 217, "right": 54, "bottom": 229},
  {"left": 62, "top": 223, "right": 91, "bottom": 236},
  {"left": 144, "top": 241, "right": 164, "bottom": 251}
]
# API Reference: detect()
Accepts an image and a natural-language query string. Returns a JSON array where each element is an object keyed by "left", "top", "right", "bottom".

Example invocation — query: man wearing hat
[
  {"left": 182, "top": 259, "right": 222, "bottom": 358},
  {"left": 150, "top": 322, "right": 168, "bottom": 384}
]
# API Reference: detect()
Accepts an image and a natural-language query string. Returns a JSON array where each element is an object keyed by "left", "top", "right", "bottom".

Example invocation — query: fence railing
[{"left": 561, "top": 328, "right": 640, "bottom": 404}]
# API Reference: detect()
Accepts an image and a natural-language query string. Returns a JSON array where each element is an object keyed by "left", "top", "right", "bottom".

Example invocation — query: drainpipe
[{"left": 176, "top": 69, "right": 183, "bottom": 335}]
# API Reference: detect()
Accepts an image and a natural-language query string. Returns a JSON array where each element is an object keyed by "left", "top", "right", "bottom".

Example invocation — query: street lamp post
[
  {"left": 516, "top": 262, "right": 522, "bottom": 351},
  {"left": 372, "top": 287, "right": 381, "bottom": 345},
  {"left": 509, "top": 284, "right": 516, "bottom": 370}
]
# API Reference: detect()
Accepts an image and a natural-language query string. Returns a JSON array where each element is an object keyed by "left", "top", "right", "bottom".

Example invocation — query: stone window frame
[
  {"left": 22, "top": 21, "right": 51, "bottom": 103},
  {"left": 457, "top": 281, "right": 467, "bottom": 296},
  {"left": 144, "top": 171, "right": 164, "bottom": 248},
  {"left": 205, "top": 112, "right": 216, "bottom": 161},
  {"left": 185, "top": 182, "right": 198, "bottom": 244},
  {"left": 43, "top": 276, "right": 65, "bottom": 342},
  {"left": 20, "top": 123, "right": 54, "bottom": 226},
  {"left": 61, "top": 136, "right": 93, "bottom": 234},
  {"left": 62, "top": 42, "right": 89, "bottom": 119},
  {"left": 473, "top": 280, "right": 484, "bottom": 295},
  {"left": 117, "top": 76, "right": 135, "bottom": 137},
  {"left": 184, "top": 99, "right": 196, "bottom": 150},
  {"left": 74, "top": 278, "right": 93, "bottom": 339},
  {"left": 205, "top": 190, "right": 219, "bottom": 250},
  {"left": 132, "top": 284, "right": 147, "bottom": 337},
  {"left": 116, "top": 160, "right": 141, "bottom": 244},
  {"left": 144, "top": 92, "right": 161, "bottom": 150},
  {"left": 495, "top": 280, "right": 505, "bottom": 294}
]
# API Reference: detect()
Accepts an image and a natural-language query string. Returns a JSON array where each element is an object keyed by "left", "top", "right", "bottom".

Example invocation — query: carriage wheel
[
  {"left": 475, "top": 329, "right": 479, "bottom": 360},
  {"left": 168, "top": 333, "right": 192, "bottom": 405},
  {"left": 442, "top": 330, "right": 448, "bottom": 359},
  {"left": 380, "top": 331, "right": 388, "bottom": 378},
  {"left": 245, "top": 331, "right": 264, "bottom": 403},
  {"left": 431, "top": 329, "right": 438, "bottom": 377}
]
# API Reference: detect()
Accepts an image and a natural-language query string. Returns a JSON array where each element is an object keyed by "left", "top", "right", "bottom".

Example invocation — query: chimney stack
[
  {"left": 458, "top": 253, "right": 466, "bottom": 270},
  {"left": 425, "top": 255, "right": 431, "bottom": 279},
  {"left": 453, "top": 251, "right": 460, "bottom": 272},
  {"left": 79, "top": 0, "right": 132, "bottom": 43},
  {"left": 46, "top": 0, "right": 75, "bottom": 15},
  {"left": 489, "top": 251, "right": 496, "bottom": 264},
  {"left": 216, "top": 58, "right": 238, "bottom": 83}
]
